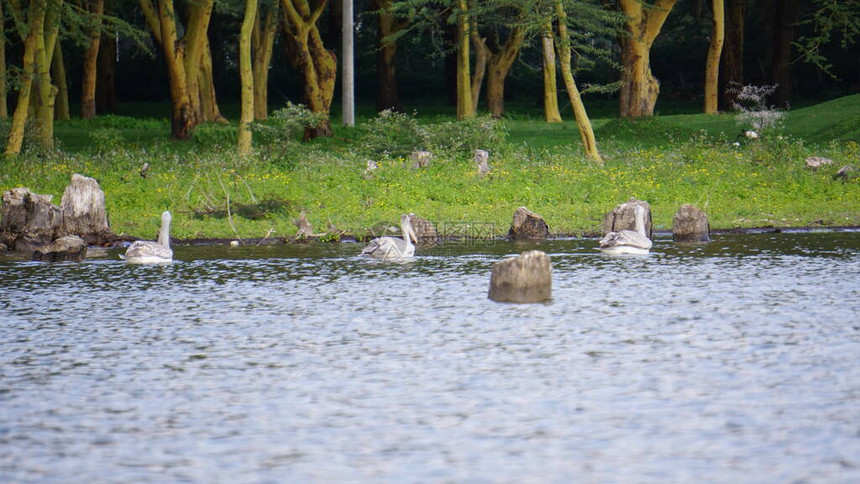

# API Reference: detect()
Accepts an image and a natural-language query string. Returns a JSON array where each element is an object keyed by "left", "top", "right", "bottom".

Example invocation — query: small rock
[
  {"left": 31, "top": 235, "right": 87, "bottom": 262},
  {"left": 834, "top": 164, "right": 857, "bottom": 181},
  {"left": 409, "top": 151, "right": 433, "bottom": 170},
  {"left": 672, "top": 204, "right": 710, "bottom": 242},
  {"left": 508, "top": 207, "right": 550, "bottom": 240},
  {"left": 488, "top": 250, "right": 552, "bottom": 303}
]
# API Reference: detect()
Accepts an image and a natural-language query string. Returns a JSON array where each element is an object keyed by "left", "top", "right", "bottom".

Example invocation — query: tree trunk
[
  {"left": 556, "top": 0, "right": 600, "bottom": 161},
  {"left": 371, "top": 0, "right": 404, "bottom": 112},
  {"left": 704, "top": 0, "right": 724, "bottom": 113},
  {"left": 542, "top": 22, "right": 562, "bottom": 123},
  {"left": 252, "top": 6, "right": 278, "bottom": 119},
  {"left": 239, "top": 0, "right": 258, "bottom": 154},
  {"left": 0, "top": 1, "right": 7, "bottom": 120},
  {"left": 35, "top": 2, "right": 58, "bottom": 151},
  {"left": 769, "top": 0, "right": 798, "bottom": 107},
  {"left": 81, "top": 0, "right": 104, "bottom": 120},
  {"left": 470, "top": 31, "right": 487, "bottom": 113},
  {"left": 618, "top": 0, "right": 677, "bottom": 118},
  {"left": 96, "top": 33, "right": 117, "bottom": 114},
  {"left": 485, "top": 26, "right": 524, "bottom": 118},
  {"left": 279, "top": 0, "right": 336, "bottom": 139},
  {"left": 5, "top": 0, "right": 46, "bottom": 157},
  {"left": 455, "top": 0, "right": 473, "bottom": 120},
  {"left": 199, "top": 40, "right": 227, "bottom": 123},
  {"left": 52, "top": 41, "right": 70, "bottom": 120},
  {"left": 719, "top": 0, "right": 744, "bottom": 110}
]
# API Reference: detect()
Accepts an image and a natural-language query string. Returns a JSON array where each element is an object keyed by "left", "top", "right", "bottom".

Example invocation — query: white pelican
[
  {"left": 360, "top": 214, "right": 419, "bottom": 258},
  {"left": 599, "top": 204, "right": 652, "bottom": 255},
  {"left": 121, "top": 211, "right": 173, "bottom": 264}
]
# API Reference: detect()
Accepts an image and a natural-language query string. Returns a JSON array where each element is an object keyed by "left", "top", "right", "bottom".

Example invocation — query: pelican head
[{"left": 401, "top": 214, "right": 419, "bottom": 245}]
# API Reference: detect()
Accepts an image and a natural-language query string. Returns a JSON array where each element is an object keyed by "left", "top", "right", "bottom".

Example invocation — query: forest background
[{"left": 0, "top": 0, "right": 858, "bottom": 241}]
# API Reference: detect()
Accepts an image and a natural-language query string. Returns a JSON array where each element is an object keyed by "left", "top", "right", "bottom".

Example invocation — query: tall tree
[
  {"left": 252, "top": 3, "right": 278, "bottom": 119},
  {"left": 52, "top": 41, "right": 70, "bottom": 120},
  {"left": 370, "top": 0, "right": 407, "bottom": 112},
  {"left": 279, "top": 0, "right": 337, "bottom": 138},
  {"left": 541, "top": 20, "right": 562, "bottom": 123},
  {"left": 554, "top": 0, "right": 600, "bottom": 161},
  {"left": 762, "top": 0, "right": 799, "bottom": 107},
  {"left": 455, "top": 0, "right": 474, "bottom": 119},
  {"left": 0, "top": 1, "right": 7, "bottom": 120},
  {"left": 5, "top": 0, "right": 47, "bottom": 156},
  {"left": 140, "top": 0, "right": 214, "bottom": 140},
  {"left": 617, "top": 0, "right": 677, "bottom": 117},
  {"left": 719, "top": 0, "right": 744, "bottom": 110},
  {"left": 483, "top": 5, "right": 525, "bottom": 118},
  {"left": 239, "top": 0, "right": 258, "bottom": 154},
  {"left": 704, "top": 0, "right": 724, "bottom": 113},
  {"left": 80, "top": 0, "right": 104, "bottom": 119}
]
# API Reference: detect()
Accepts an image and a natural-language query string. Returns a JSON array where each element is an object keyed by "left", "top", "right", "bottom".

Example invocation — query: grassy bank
[{"left": 1, "top": 96, "right": 858, "bottom": 241}]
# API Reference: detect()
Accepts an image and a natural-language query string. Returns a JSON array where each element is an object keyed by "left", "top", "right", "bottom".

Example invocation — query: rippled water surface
[{"left": 2, "top": 232, "right": 860, "bottom": 483}]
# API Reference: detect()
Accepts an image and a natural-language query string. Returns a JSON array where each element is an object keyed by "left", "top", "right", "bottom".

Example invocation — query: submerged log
[
  {"left": 672, "top": 204, "right": 710, "bottom": 242},
  {"left": 603, "top": 197, "right": 652, "bottom": 239},
  {"left": 508, "top": 206, "right": 550, "bottom": 240},
  {"left": 61, "top": 174, "right": 112, "bottom": 245},
  {"left": 32, "top": 235, "right": 87, "bottom": 262},
  {"left": 488, "top": 250, "right": 552, "bottom": 303}
]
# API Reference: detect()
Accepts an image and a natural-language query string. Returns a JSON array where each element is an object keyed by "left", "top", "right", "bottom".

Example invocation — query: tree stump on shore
[
  {"left": 603, "top": 198, "right": 652, "bottom": 239},
  {"left": 672, "top": 204, "right": 710, "bottom": 242},
  {"left": 488, "top": 250, "right": 552, "bottom": 303},
  {"left": 508, "top": 207, "right": 550, "bottom": 240},
  {"left": 61, "top": 174, "right": 112, "bottom": 246}
]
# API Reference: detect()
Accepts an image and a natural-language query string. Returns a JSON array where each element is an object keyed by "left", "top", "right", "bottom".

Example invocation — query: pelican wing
[
  {"left": 123, "top": 240, "right": 173, "bottom": 264},
  {"left": 360, "top": 236, "right": 414, "bottom": 258},
  {"left": 599, "top": 230, "right": 653, "bottom": 250}
]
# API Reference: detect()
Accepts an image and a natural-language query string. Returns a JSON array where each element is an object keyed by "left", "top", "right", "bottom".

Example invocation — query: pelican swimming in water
[
  {"left": 121, "top": 211, "right": 174, "bottom": 264},
  {"left": 360, "top": 214, "right": 419, "bottom": 258},
  {"left": 599, "top": 204, "right": 652, "bottom": 255}
]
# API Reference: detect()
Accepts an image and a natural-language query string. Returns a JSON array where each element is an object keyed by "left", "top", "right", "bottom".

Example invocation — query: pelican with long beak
[
  {"left": 360, "top": 214, "right": 419, "bottom": 258},
  {"left": 121, "top": 211, "right": 174, "bottom": 264},
  {"left": 599, "top": 204, "right": 652, "bottom": 255}
]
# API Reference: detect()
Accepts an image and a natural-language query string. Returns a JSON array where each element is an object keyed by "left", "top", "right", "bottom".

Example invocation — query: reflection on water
[{"left": 1, "top": 232, "right": 859, "bottom": 482}]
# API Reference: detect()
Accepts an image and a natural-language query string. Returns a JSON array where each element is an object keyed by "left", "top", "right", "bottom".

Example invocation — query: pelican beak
[{"left": 408, "top": 225, "right": 419, "bottom": 244}]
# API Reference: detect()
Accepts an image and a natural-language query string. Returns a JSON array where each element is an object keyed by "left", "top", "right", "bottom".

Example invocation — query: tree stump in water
[
  {"left": 508, "top": 206, "right": 550, "bottom": 240},
  {"left": 1, "top": 174, "right": 114, "bottom": 257},
  {"left": 1, "top": 187, "right": 64, "bottom": 252},
  {"left": 603, "top": 197, "right": 652, "bottom": 238},
  {"left": 408, "top": 213, "right": 438, "bottom": 245},
  {"left": 488, "top": 250, "right": 552, "bottom": 303},
  {"left": 32, "top": 235, "right": 88, "bottom": 262},
  {"left": 61, "top": 174, "right": 112, "bottom": 245},
  {"left": 672, "top": 204, "right": 710, "bottom": 242}
]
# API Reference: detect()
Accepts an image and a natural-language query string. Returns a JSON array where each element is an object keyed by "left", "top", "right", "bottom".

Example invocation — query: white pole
[{"left": 342, "top": 0, "right": 355, "bottom": 126}]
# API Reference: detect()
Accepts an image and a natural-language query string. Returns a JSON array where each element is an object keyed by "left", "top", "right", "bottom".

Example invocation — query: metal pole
[{"left": 342, "top": 0, "right": 355, "bottom": 126}]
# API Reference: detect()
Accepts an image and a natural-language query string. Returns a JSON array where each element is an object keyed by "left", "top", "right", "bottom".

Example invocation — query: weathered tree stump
[
  {"left": 603, "top": 197, "right": 652, "bottom": 239},
  {"left": 508, "top": 206, "right": 550, "bottom": 239},
  {"left": 1, "top": 174, "right": 115, "bottom": 257},
  {"left": 32, "top": 235, "right": 87, "bottom": 262},
  {"left": 1, "top": 187, "right": 64, "bottom": 251},
  {"left": 474, "top": 149, "right": 490, "bottom": 175},
  {"left": 488, "top": 250, "right": 552, "bottom": 303},
  {"left": 672, "top": 204, "right": 710, "bottom": 242},
  {"left": 408, "top": 213, "right": 438, "bottom": 245},
  {"left": 61, "top": 174, "right": 112, "bottom": 245}
]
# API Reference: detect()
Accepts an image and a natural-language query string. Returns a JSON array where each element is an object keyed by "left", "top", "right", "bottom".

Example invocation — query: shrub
[{"left": 728, "top": 83, "right": 786, "bottom": 134}]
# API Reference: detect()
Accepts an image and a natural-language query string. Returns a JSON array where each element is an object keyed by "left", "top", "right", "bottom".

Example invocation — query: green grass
[{"left": 2, "top": 95, "right": 858, "bottom": 241}]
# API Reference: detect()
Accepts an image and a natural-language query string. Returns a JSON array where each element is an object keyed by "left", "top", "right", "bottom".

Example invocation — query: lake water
[{"left": 2, "top": 232, "right": 859, "bottom": 483}]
